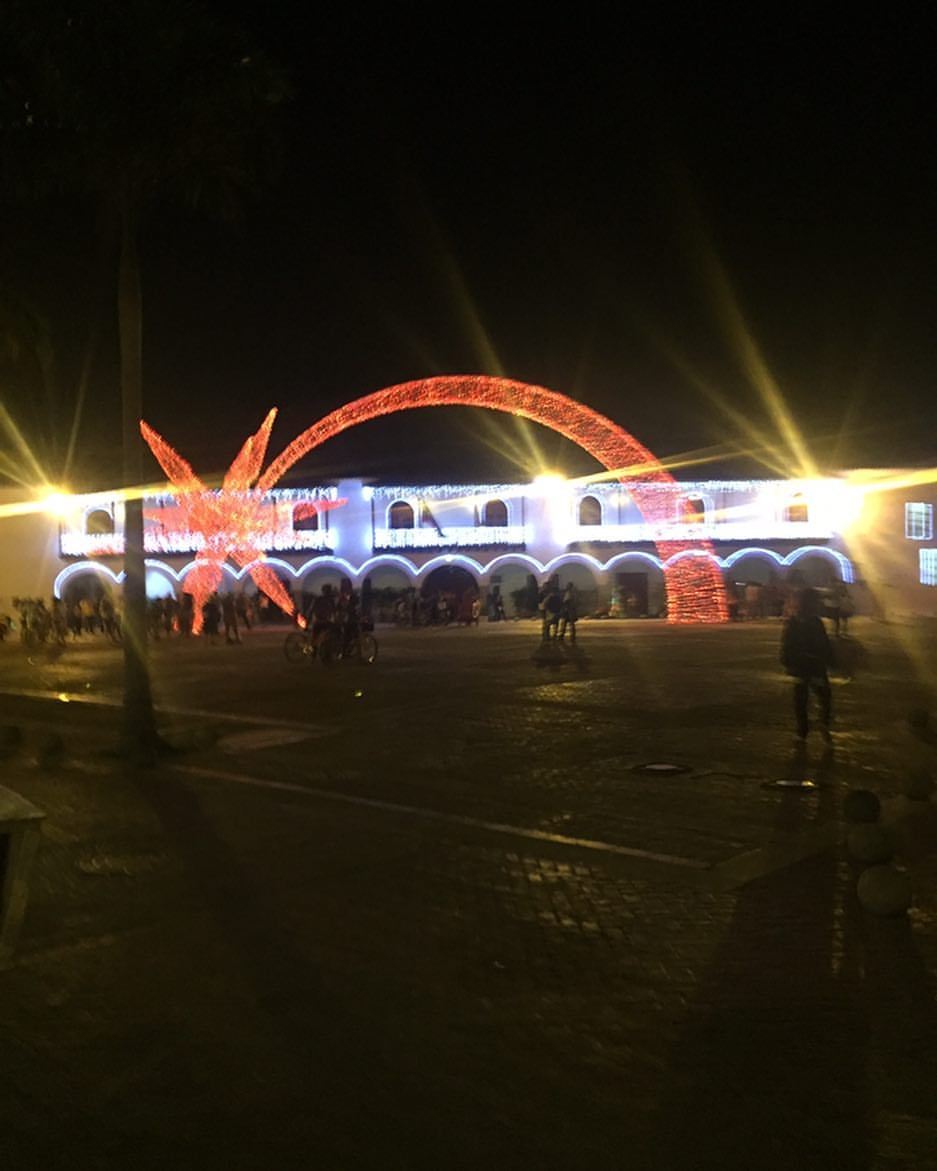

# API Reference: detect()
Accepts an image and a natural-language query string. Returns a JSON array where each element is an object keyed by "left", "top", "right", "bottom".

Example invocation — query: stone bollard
[
  {"left": 0, "top": 786, "right": 46, "bottom": 969},
  {"left": 844, "top": 788, "right": 881, "bottom": 824},
  {"left": 847, "top": 823, "right": 894, "bottom": 865}
]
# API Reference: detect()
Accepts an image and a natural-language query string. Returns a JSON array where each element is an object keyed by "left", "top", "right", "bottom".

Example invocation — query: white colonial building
[{"left": 1, "top": 472, "right": 936, "bottom": 621}]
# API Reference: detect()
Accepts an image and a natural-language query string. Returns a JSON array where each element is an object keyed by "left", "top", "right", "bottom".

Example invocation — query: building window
[
  {"left": 578, "top": 495, "right": 602, "bottom": 526},
  {"left": 481, "top": 499, "right": 508, "bottom": 526},
  {"left": 680, "top": 496, "right": 706, "bottom": 523},
  {"left": 921, "top": 550, "right": 937, "bottom": 586},
  {"left": 85, "top": 509, "right": 114, "bottom": 535},
  {"left": 292, "top": 503, "right": 319, "bottom": 531},
  {"left": 784, "top": 494, "right": 809, "bottom": 524},
  {"left": 905, "top": 502, "right": 933, "bottom": 540},
  {"left": 388, "top": 500, "right": 415, "bottom": 529}
]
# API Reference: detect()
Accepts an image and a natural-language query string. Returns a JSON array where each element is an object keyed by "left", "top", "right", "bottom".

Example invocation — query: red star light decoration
[{"left": 140, "top": 409, "right": 344, "bottom": 633}]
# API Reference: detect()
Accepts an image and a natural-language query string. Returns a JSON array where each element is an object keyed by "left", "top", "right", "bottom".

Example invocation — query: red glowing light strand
[
  {"left": 258, "top": 375, "right": 728, "bottom": 623},
  {"left": 223, "top": 408, "right": 277, "bottom": 491},
  {"left": 139, "top": 412, "right": 319, "bottom": 632}
]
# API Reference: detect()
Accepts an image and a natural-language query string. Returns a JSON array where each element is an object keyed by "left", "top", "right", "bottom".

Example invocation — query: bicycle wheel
[
  {"left": 358, "top": 633, "right": 378, "bottom": 664},
  {"left": 284, "top": 631, "right": 312, "bottom": 663},
  {"left": 318, "top": 630, "right": 342, "bottom": 664}
]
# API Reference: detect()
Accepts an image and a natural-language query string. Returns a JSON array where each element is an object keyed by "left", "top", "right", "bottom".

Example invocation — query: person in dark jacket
[
  {"left": 780, "top": 587, "right": 833, "bottom": 742},
  {"left": 202, "top": 594, "right": 221, "bottom": 646},
  {"left": 558, "top": 583, "right": 578, "bottom": 643}
]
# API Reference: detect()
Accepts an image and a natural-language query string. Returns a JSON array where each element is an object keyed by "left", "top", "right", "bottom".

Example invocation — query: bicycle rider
[
  {"left": 338, "top": 589, "right": 360, "bottom": 655},
  {"left": 308, "top": 584, "right": 337, "bottom": 646}
]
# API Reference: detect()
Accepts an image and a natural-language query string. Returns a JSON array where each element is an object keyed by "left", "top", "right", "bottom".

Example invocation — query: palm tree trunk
[{"left": 118, "top": 195, "right": 158, "bottom": 759}]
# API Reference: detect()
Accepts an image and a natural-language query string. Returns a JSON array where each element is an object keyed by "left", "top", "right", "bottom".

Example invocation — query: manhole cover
[
  {"left": 632, "top": 762, "right": 691, "bottom": 775},
  {"left": 218, "top": 728, "right": 314, "bottom": 753}
]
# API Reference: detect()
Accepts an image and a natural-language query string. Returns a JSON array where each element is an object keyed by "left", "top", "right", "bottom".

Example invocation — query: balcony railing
[
  {"left": 570, "top": 520, "right": 834, "bottom": 543},
  {"left": 59, "top": 530, "right": 334, "bottom": 557},
  {"left": 373, "top": 525, "right": 526, "bottom": 550}
]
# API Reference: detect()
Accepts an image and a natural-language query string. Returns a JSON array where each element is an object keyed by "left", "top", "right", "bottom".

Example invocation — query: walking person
[
  {"left": 831, "top": 581, "right": 854, "bottom": 636},
  {"left": 222, "top": 593, "right": 240, "bottom": 644},
  {"left": 558, "top": 582, "right": 578, "bottom": 643},
  {"left": 780, "top": 587, "right": 834, "bottom": 743},
  {"left": 202, "top": 594, "right": 221, "bottom": 646},
  {"left": 541, "top": 581, "right": 562, "bottom": 641}
]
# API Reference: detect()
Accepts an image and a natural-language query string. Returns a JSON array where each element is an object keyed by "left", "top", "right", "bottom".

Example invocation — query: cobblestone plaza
[{"left": 1, "top": 618, "right": 935, "bottom": 1168}]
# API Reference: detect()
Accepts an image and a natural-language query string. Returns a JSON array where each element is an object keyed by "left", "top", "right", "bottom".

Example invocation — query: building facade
[{"left": 2, "top": 472, "right": 935, "bottom": 622}]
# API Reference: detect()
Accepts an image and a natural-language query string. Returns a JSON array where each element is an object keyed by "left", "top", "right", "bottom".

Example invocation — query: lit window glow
[
  {"left": 905, "top": 502, "right": 934, "bottom": 540},
  {"left": 920, "top": 549, "right": 937, "bottom": 586}
]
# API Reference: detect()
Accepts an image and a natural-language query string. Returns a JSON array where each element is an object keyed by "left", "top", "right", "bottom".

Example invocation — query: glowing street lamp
[{"left": 40, "top": 489, "right": 77, "bottom": 520}]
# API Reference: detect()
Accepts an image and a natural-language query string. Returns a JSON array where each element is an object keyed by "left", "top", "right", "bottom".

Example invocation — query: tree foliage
[{"left": 2, "top": 0, "right": 289, "bottom": 218}]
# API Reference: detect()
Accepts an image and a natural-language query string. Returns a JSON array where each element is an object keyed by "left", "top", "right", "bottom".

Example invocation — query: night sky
[{"left": 2, "top": 7, "right": 935, "bottom": 489}]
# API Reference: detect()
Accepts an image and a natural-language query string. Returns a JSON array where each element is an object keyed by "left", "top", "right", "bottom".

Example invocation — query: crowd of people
[
  {"left": 391, "top": 587, "right": 483, "bottom": 626},
  {"left": 539, "top": 580, "right": 579, "bottom": 643},
  {"left": 1, "top": 595, "right": 121, "bottom": 645},
  {"left": 728, "top": 579, "right": 853, "bottom": 632}
]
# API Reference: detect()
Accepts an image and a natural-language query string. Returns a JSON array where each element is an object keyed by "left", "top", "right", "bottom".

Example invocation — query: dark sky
[{"left": 2, "top": 6, "right": 935, "bottom": 489}]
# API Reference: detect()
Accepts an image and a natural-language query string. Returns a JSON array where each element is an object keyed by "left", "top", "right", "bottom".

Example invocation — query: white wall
[{"left": 0, "top": 489, "right": 63, "bottom": 612}]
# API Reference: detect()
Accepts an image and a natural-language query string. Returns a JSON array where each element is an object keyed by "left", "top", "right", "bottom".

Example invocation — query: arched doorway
[
  {"left": 723, "top": 551, "right": 783, "bottom": 620},
  {"left": 788, "top": 553, "right": 842, "bottom": 588},
  {"left": 62, "top": 570, "right": 113, "bottom": 607},
  {"left": 486, "top": 557, "right": 539, "bottom": 618},
  {"left": 605, "top": 553, "right": 666, "bottom": 618},
  {"left": 422, "top": 564, "right": 476, "bottom": 598},
  {"left": 421, "top": 564, "right": 477, "bottom": 624},
  {"left": 362, "top": 562, "right": 414, "bottom": 622},
  {"left": 549, "top": 560, "right": 599, "bottom": 615}
]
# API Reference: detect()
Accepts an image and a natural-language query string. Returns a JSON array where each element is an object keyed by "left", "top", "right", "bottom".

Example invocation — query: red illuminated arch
[{"left": 259, "top": 375, "right": 728, "bottom": 623}]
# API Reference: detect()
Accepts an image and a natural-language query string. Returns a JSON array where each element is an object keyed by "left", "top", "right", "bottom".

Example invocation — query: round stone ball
[
  {"left": 844, "top": 788, "right": 881, "bottom": 824},
  {"left": 847, "top": 824, "right": 894, "bottom": 865},
  {"left": 904, "top": 769, "right": 935, "bottom": 802},
  {"left": 856, "top": 865, "right": 912, "bottom": 916}
]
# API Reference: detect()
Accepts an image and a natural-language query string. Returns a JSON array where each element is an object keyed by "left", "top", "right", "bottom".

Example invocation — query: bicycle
[
  {"left": 338, "top": 627, "right": 378, "bottom": 664},
  {"left": 284, "top": 624, "right": 377, "bottom": 665}
]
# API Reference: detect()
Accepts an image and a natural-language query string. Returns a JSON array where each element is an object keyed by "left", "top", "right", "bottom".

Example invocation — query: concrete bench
[{"left": 0, "top": 786, "right": 45, "bottom": 969}]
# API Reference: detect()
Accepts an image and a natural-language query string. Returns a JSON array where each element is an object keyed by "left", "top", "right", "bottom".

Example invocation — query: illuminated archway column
[{"left": 260, "top": 376, "right": 727, "bottom": 623}]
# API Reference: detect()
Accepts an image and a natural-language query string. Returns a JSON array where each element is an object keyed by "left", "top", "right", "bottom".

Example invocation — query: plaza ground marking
[
  {"left": 174, "top": 763, "right": 710, "bottom": 870},
  {"left": 0, "top": 687, "right": 330, "bottom": 735}
]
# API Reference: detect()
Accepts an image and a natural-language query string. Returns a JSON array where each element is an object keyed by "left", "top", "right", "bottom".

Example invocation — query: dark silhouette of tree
[
  {"left": 3, "top": 0, "right": 288, "bottom": 759},
  {"left": 0, "top": 294, "right": 59, "bottom": 484}
]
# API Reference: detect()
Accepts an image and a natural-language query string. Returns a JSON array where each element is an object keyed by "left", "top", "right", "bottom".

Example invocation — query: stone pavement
[{"left": 0, "top": 619, "right": 935, "bottom": 1168}]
